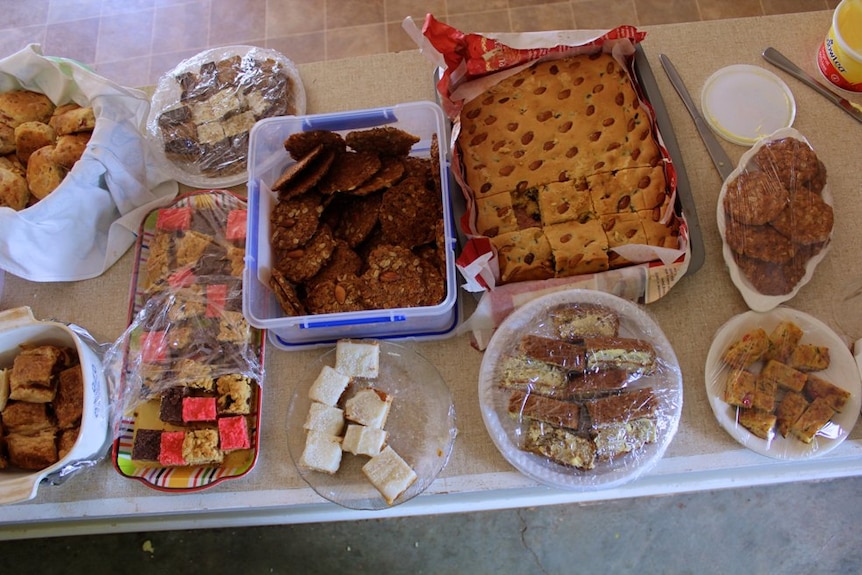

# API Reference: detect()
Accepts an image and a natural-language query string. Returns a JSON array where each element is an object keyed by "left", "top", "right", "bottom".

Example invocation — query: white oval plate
[
  {"left": 701, "top": 64, "right": 796, "bottom": 146},
  {"left": 287, "top": 340, "right": 456, "bottom": 510},
  {"left": 478, "top": 289, "right": 683, "bottom": 491},
  {"left": 705, "top": 307, "right": 861, "bottom": 459},
  {"left": 716, "top": 127, "right": 832, "bottom": 312}
]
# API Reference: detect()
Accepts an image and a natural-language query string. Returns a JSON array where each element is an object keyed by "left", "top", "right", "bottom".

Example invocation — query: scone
[{"left": 26, "top": 144, "right": 66, "bottom": 200}]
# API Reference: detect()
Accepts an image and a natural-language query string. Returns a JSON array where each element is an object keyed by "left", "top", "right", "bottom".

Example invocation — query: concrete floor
[{"left": 1, "top": 476, "right": 860, "bottom": 574}]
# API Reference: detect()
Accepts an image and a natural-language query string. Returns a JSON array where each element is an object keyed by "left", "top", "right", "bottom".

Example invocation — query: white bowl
[{"left": 0, "top": 307, "right": 110, "bottom": 505}]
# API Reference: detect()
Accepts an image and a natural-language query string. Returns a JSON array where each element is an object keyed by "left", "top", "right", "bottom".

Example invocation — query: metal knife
[
  {"left": 762, "top": 47, "right": 862, "bottom": 124},
  {"left": 659, "top": 54, "right": 735, "bottom": 181}
]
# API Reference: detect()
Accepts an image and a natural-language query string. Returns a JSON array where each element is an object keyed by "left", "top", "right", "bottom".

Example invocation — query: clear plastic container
[{"left": 242, "top": 101, "right": 459, "bottom": 349}]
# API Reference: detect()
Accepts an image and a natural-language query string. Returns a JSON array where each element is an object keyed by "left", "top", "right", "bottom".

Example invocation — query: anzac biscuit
[
  {"left": 345, "top": 126, "right": 420, "bottom": 157},
  {"left": 360, "top": 244, "right": 439, "bottom": 308},
  {"left": 379, "top": 176, "right": 441, "bottom": 247},
  {"left": 430, "top": 132, "right": 441, "bottom": 195},
  {"left": 732, "top": 251, "right": 807, "bottom": 296},
  {"left": 270, "top": 193, "right": 324, "bottom": 250},
  {"left": 723, "top": 170, "right": 788, "bottom": 225},
  {"left": 306, "top": 239, "right": 363, "bottom": 289},
  {"left": 348, "top": 156, "right": 405, "bottom": 196},
  {"left": 275, "top": 224, "right": 337, "bottom": 284},
  {"left": 283, "top": 129, "right": 346, "bottom": 159},
  {"left": 724, "top": 217, "right": 795, "bottom": 264},
  {"left": 270, "top": 268, "right": 306, "bottom": 316},
  {"left": 271, "top": 144, "right": 331, "bottom": 197},
  {"left": 401, "top": 155, "right": 432, "bottom": 181},
  {"left": 304, "top": 277, "right": 366, "bottom": 314},
  {"left": 752, "top": 137, "right": 824, "bottom": 192},
  {"left": 317, "top": 150, "right": 381, "bottom": 195},
  {"left": 769, "top": 189, "right": 833, "bottom": 245},
  {"left": 332, "top": 192, "right": 382, "bottom": 248}
]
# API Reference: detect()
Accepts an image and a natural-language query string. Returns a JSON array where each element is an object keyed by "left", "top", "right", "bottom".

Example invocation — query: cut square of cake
[
  {"left": 490, "top": 227, "right": 554, "bottom": 283},
  {"left": 156, "top": 206, "right": 192, "bottom": 231},
  {"left": 474, "top": 191, "right": 518, "bottom": 237},
  {"left": 335, "top": 340, "right": 380, "bottom": 379},
  {"left": 299, "top": 430, "right": 343, "bottom": 474},
  {"left": 183, "top": 428, "right": 224, "bottom": 465},
  {"left": 159, "top": 430, "right": 186, "bottom": 466},
  {"left": 544, "top": 220, "right": 609, "bottom": 277},
  {"left": 132, "top": 428, "right": 163, "bottom": 461},
  {"left": 361, "top": 445, "right": 417, "bottom": 505},
  {"left": 304, "top": 401, "right": 346, "bottom": 436},
  {"left": 344, "top": 387, "right": 392, "bottom": 428},
  {"left": 803, "top": 375, "right": 851, "bottom": 412},
  {"left": 9, "top": 344, "right": 63, "bottom": 403},
  {"left": 182, "top": 396, "right": 217, "bottom": 422},
  {"left": 308, "top": 365, "right": 350, "bottom": 406},
  {"left": 342, "top": 424, "right": 387, "bottom": 456},
  {"left": 218, "top": 415, "right": 251, "bottom": 451},
  {"left": 537, "top": 181, "right": 595, "bottom": 227},
  {"left": 790, "top": 396, "right": 836, "bottom": 444},
  {"left": 216, "top": 374, "right": 253, "bottom": 415}
]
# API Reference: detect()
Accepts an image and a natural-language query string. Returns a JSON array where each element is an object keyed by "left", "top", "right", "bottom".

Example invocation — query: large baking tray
[{"left": 434, "top": 42, "right": 705, "bottom": 277}]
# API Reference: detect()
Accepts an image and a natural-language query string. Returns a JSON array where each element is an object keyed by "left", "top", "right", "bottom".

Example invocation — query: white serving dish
[
  {"left": 242, "top": 101, "right": 459, "bottom": 349},
  {"left": 0, "top": 307, "right": 110, "bottom": 505}
]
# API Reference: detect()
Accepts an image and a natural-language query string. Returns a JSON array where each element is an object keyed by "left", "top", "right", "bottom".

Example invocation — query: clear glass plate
[{"left": 286, "top": 340, "right": 457, "bottom": 509}]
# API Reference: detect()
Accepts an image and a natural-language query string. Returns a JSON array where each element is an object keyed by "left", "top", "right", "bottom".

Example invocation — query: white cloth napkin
[{"left": 0, "top": 44, "right": 178, "bottom": 282}]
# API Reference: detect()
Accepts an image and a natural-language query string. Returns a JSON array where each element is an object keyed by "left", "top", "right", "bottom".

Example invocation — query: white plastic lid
[{"left": 701, "top": 64, "right": 796, "bottom": 146}]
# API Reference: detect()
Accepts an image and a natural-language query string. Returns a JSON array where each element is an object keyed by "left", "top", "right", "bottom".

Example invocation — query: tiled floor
[{"left": 0, "top": 0, "right": 843, "bottom": 88}]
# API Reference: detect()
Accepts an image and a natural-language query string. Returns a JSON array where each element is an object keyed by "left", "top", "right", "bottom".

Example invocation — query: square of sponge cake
[
  {"left": 362, "top": 445, "right": 417, "bottom": 505},
  {"left": 303, "top": 401, "right": 345, "bottom": 436},
  {"left": 345, "top": 387, "right": 392, "bottom": 428},
  {"left": 299, "top": 430, "right": 343, "bottom": 474},
  {"left": 335, "top": 339, "right": 380, "bottom": 379},
  {"left": 308, "top": 365, "right": 350, "bottom": 406},
  {"left": 342, "top": 423, "right": 387, "bottom": 456}
]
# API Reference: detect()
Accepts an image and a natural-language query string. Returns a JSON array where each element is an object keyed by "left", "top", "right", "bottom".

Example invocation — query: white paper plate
[
  {"left": 287, "top": 340, "right": 456, "bottom": 509},
  {"left": 716, "top": 127, "right": 832, "bottom": 312},
  {"left": 701, "top": 64, "right": 796, "bottom": 146},
  {"left": 478, "top": 289, "right": 683, "bottom": 491},
  {"left": 705, "top": 307, "right": 861, "bottom": 460}
]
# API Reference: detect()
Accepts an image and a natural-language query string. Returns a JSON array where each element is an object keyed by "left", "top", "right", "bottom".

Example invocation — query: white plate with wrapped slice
[
  {"left": 478, "top": 289, "right": 683, "bottom": 491},
  {"left": 286, "top": 339, "right": 457, "bottom": 509},
  {"left": 716, "top": 127, "right": 833, "bottom": 312},
  {"left": 705, "top": 307, "right": 861, "bottom": 460},
  {"left": 146, "top": 45, "right": 306, "bottom": 189}
]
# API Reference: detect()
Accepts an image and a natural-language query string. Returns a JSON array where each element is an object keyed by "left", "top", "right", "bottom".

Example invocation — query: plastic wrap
[
  {"left": 105, "top": 190, "right": 264, "bottom": 491},
  {"left": 477, "top": 289, "right": 682, "bottom": 491},
  {"left": 409, "top": 16, "right": 693, "bottom": 349},
  {"left": 717, "top": 127, "right": 833, "bottom": 312},
  {"left": 147, "top": 45, "right": 306, "bottom": 189},
  {"left": 0, "top": 306, "right": 111, "bottom": 505},
  {"left": 705, "top": 307, "right": 861, "bottom": 459},
  {"left": 286, "top": 340, "right": 457, "bottom": 509}
]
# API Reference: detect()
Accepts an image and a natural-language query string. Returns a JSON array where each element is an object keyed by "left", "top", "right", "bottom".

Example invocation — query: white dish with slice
[{"left": 705, "top": 307, "right": 861, "bottom": 460}]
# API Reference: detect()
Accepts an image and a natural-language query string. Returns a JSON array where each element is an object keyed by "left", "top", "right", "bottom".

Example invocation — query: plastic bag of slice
[{"left": 406, "top": 15, "right": 692, "bottom": 349}]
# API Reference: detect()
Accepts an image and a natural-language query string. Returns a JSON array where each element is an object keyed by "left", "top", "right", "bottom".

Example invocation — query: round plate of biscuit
[
  {"left": 705, "top": 307, "right": 861, "bottom": 459},
  {"left": 716, "top": 127, "right": 833, "bottom": 312},
  {"left": 478, "top": 289, "right": 683, "bottom": 491}
]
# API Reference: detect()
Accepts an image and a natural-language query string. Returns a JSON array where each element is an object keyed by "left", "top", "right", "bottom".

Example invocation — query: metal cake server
[
  {"left": 659, "top": 54, "right": 735, "bottom": 181},
  {"left": 762, "top": 47, "right": 862, "bottom": 124}
]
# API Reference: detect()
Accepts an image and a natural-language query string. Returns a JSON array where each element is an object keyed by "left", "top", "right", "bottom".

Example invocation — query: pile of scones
[{"left": 0, "top": 89, "right": 95, "bottom": 210}]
